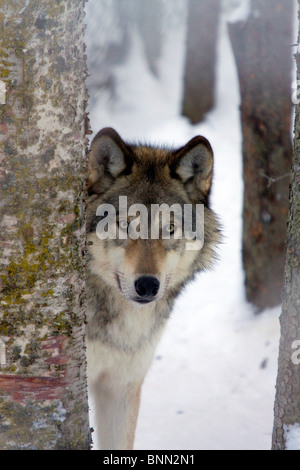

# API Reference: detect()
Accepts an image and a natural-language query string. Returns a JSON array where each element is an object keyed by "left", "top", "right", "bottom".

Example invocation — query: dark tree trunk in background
[
  {"left": 182, "top": 0, "right": 221, "bottom": 124},
  {"left": 0, "top": 0, "right": 91, "bottom": 449},
  {"left": 228, "top": 0, "right": 293, "bottom": 311},
  {"left": 272, "top": 2, "right": 300, "bottom": 449}
]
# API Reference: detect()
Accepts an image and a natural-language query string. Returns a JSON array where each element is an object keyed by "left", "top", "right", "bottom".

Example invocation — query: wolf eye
[
  {"left": 118, "top": 219, "right": 129, "bottom": 232},
  {"left": 164, "top": 223, "right": 175, "bottom": 235}
]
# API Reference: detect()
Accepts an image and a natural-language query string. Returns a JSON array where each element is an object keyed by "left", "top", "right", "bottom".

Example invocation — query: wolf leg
[{"left": 90, "top": 378, "right": 142, "bottom": 450}]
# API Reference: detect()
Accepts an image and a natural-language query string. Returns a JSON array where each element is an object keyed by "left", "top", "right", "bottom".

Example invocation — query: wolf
[{"left": 85, "top": 127, "right": 221, "bottom": 450}]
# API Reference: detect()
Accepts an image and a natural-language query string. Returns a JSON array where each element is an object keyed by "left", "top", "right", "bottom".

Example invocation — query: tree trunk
[
  {"left": 181, "top": 0, "right": 221, "bottom": 124},
  {"left": 135, "top": 0, "right": 162, "bottom": 76},
  {"left": 271, "top": 3, "right": 300, "bottom": 450},
  {"left": 228, "top": 0, "right": 293, "bottom": 311},
  {"left": 86, "top": 0, "right": 130, "bottom": 100},
  {"left": 0, "top": 0, "right": 91, "bottom": 449}
]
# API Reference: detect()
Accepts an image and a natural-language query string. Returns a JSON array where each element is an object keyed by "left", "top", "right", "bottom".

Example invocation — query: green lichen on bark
[
  {"left": 0, "top": 0, "right": 91, "bottom": 449},
  {"left": 0, "top": 399, "right": 65, "bottom": 450}
]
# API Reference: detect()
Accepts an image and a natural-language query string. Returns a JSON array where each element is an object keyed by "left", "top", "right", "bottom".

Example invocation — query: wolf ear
[
  {"left": 171, "top": 136, "right": 214, "bottom": 203},
  {"left": 87, "top": 127, "right": 132, "bottom": 194}
]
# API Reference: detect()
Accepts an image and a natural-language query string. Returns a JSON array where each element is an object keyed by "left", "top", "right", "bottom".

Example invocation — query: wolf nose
[{"left": 134, "top": 276, "right": 160, "bottom": 299}]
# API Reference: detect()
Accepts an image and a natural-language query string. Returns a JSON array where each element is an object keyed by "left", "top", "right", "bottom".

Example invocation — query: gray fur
[{"left": 85, "top": 128, "right": 221, "bottom": 450}]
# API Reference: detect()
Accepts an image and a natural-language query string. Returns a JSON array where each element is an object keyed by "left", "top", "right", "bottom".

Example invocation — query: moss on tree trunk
[{"left": 0, "top": 0, "right": 91, "bottom": 449}]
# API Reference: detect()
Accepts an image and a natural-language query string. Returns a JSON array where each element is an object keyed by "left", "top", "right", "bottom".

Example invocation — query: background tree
[
  {"left": 272, "top": 4, "right": 300, "bottom": 449},
  {"left": 86, "top": 0, "right": 130, "bottom": 101},
  {"left": 228, "top": 0, "right": 294, "bottom": 311},
  {"left": 86, "top": 0, "right": 163, "bottom": 103},
  {"left": 135, "top": 0, "right": 162, "bottom": 76},
  {"left": 181, "top": 0, "right": 221, "bottom": 124},
  {"left": 0, "top": 0, "right": 91, "bottom": 449}
]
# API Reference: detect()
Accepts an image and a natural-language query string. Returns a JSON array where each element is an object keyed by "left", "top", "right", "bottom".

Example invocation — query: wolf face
[
  {"left": 85, "top": 128, "right": 221, "bottom": 450},
  {"left": 86, "top": 127, "right": 220, "bottom": 309}
]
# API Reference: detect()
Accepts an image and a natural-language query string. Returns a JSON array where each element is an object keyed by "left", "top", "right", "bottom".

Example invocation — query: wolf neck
[{"left": 86, "top": 273, "right": 171, "bottom": 353}]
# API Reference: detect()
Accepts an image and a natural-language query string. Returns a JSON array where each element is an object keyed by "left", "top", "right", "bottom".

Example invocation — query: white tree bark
[{"left": 0, "top": 0, "right": 91, "bottom": 449}]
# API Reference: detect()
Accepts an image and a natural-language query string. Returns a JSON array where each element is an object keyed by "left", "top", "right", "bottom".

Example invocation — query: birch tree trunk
[
  {"left": 228, "top": 0, "right": 293, "bottom": 311},
  {"left": 0, "top": 0, "right": 91, "bottom": 449},
  {"left": 271, "top": 3, "right": 300, "bottom": 449}
]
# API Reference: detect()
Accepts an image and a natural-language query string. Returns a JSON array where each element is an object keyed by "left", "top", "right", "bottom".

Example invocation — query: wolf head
[{"left": 86, "top": 127, "right": 220, "bottom": 305}]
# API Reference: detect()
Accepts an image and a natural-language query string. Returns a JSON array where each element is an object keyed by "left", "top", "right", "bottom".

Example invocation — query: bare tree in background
[
  {"left": 182, "top": 0, "right": 221, "bottom": 124},
  {"left": 0, "top": 0, "right": 91, "bottom": 449},
  {"left": 228, "top": 0, "right": 294, "bottom": 311},
  {"left": 135, "top": 0, "right": 162, "bottom": 76},
  {"left": 86, "top": 0, "right": 130, "bottom": 100},
  {"left": 86, "top": 0, "right": 163, "bottom": 103},
  {"left": 272, "top": 1, "right": 300, "bottom": 449}
]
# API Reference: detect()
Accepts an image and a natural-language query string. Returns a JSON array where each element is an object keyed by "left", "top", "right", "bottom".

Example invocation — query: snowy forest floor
[{"left": 86, "top": 13, "right": 282, "bottom": 450}]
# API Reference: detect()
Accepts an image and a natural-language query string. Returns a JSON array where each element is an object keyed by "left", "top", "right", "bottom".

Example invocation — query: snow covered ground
[{"left": 85, "top": 7, "right": 282, "bottom": 450}]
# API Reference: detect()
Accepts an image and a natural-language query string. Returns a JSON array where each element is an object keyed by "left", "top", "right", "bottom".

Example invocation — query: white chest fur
[
  {"left": 86, "top": 300, "right": 166, "bottom": 386},
  {"left": 86, "top": 302, "right": 167, "bottom": 450}
]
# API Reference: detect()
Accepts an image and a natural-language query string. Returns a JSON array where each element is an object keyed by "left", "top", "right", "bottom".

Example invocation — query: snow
[
  {"left": 85, "top": 4, "right": 283, "bottom": 450},
  {"left": 284, "top": 424, "right": 300, "bottom": 450},
  {"left": 225, "top": 0, "right": 252, "bottom": 24}
]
